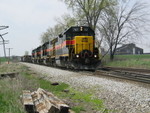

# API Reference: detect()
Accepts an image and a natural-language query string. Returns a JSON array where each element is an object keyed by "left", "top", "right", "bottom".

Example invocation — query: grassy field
[
  {"left": 0, "top": 57, "right": 8, "bottom": 63},
  {"left": 0, "top": 63, "right": 109, "bottom": 113},
  {"left": 103, "top": 54, "right": 150, "bottom": 69}
]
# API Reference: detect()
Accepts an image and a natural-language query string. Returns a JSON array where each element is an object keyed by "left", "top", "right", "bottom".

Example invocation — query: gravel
[{"left": 22, "top": 63, "right": 150, "bottom": 113}]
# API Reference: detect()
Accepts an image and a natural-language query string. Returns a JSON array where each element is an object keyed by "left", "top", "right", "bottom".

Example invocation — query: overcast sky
[
  {"left": 0, "top": 0, "right": 150, "bottom": 56},
  {"left": 0, "top": 0, "right": 69, "bottom": 56}
]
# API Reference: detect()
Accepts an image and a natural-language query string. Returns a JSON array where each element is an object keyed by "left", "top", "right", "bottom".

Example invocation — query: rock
[
  {"left": 63, "top": 89, "right": 69, "bottom": 93},
  {"left": 51, "top": 82, "right": 59, "bottom": 86}
]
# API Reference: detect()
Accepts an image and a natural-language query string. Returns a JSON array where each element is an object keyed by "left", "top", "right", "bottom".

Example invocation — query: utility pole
[
  {"left": 0, "top": 33, "right": 9, "bottom": 58},
  {"left": 0, "top": 26, "right": 9, "bottom": 63},
  {"left": 0, "top": 54, "right": 1, "bottom": 65},
  {"left": 6, "top": 48, "right": 13, "bottom": 64}
]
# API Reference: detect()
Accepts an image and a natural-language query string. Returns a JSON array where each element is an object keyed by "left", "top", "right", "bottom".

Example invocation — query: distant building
[{"left": 115, "top": 43, "right": 143, "bottom": 55}]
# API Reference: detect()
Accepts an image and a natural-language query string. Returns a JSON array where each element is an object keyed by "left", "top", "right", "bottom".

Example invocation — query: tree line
[{"left": 40, "top": 0, "right": 149, "bottom": 60}]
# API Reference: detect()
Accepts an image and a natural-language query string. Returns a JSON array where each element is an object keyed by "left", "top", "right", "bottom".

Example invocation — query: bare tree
[
  {"left": 55, "top": 14, "right": 76, "bottom": 28},
  {"left": 40, "top": 25, "right": 62, "bottom": 44},
  {"left": 99, "top": 0, "right": 148, "bottom": 60},
  {"left": 41, "top": 14, "right": 76, "bottom": 44}
]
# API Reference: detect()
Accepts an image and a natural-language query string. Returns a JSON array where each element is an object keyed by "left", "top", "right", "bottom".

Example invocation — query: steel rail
[{"left": 98, "top": 67, "right": 150, "bottom": 84}]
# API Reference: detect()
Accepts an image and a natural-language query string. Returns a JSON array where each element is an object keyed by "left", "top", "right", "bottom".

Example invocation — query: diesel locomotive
[{"left": 24, "top": 26, "right": 101, "bottom": 70}]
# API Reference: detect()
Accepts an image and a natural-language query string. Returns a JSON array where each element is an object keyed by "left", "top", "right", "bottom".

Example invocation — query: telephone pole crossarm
[{"left": 0, "top": 26, "right": 9, "bottom": 30}]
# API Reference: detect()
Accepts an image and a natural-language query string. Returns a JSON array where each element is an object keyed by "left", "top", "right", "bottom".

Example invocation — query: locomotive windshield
[
  {"left": 72, "top": 32, "right": 93, "bottom": 36},
  {"left": 65, "top": 26, "right": 95, "bottom": 39}
]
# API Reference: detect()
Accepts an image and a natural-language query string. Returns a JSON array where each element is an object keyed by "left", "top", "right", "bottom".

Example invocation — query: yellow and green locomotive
[{"left": 32, "top": 26, "right": 100, "bottom": 70}]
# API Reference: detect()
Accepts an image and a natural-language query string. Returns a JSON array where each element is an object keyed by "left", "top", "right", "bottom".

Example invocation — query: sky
[
  {"left": 0, "top": 0, "right": 150, "bottom": 56},
  {"left": 0, "top": 0, "right": 69, "bottom": 56}
]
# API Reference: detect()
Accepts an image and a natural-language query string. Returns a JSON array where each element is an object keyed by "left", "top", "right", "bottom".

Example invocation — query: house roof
[{"left": 116, "top": 43, "right": 143, "bottom": 51}]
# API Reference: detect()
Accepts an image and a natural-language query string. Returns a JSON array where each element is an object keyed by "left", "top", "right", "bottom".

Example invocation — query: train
[{"left": 21, "top": 26, "right": 101, "bottom": 70}]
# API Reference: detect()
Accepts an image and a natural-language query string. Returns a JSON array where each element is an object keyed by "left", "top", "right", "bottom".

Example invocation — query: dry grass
[
  {"left": 0, "top": 77, "right": 26, "bottom": 113},
  {"left": 0, "top": 63, "right": 38, "bottom": 113}
]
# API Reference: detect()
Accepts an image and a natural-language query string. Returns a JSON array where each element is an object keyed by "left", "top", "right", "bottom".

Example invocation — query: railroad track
[
  {"left": 97, "top": 67, "right": 150, "bottom": 84},
  {"left": 22, "top": 62, "right": 150, "bottom": 84}
]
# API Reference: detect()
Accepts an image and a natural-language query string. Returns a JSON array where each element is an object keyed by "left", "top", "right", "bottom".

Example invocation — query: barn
[{"left": 115, "top": 43, "right": 143, "bottom": 55}]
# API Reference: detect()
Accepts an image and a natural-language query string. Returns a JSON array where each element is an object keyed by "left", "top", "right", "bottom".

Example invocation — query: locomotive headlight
[
  {"left": 94, "top": 55, "right": 97, "bottom": 58},
  {"left": 76, "top": 55, "right": 79, "bottom": 58}
]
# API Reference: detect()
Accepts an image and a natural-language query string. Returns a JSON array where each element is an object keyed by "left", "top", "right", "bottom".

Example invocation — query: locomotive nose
[
  {"left": 85, "top": 58, "right": 90, "bottom": 64},
  {"left": 80, "top": 50, "right": 92, "bottom": 58}
]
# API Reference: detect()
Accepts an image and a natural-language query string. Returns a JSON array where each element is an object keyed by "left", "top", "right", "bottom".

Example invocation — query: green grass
[
  {"left": 72, "top": 106, "right": 85, "bottom": 113},
  {"left": 0, "top": 57, "right": 8, "bottom": 63},
  {"left": 71, "top": 92, "right": 103, "bottom": 110},
  {"left": 38, "top": 79, "right": 69, "bottom": 93},
  {"left": 21, "top": 67, "right": 69, "bottom": 93},
  {"left": 103, "top": 54, "right": 150, "bottom": 69},
  {"left": 58, "top": 88, "right": 107, "bottom": 113}
]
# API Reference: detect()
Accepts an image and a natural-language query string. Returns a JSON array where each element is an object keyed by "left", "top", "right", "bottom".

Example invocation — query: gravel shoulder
[{"left": 22, "top": 63, "right": 150, "bottom": 113}]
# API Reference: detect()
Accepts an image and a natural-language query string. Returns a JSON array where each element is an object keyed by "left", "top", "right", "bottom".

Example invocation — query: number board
[
  {"left": 84, "top": 28, "right": 88, "bottom": 31},
  {"left": 73, "top": 27, "right": 79, "bottom": 32},
  {"left": 82, "top": 38, "right": 88, "bottom": 42}
]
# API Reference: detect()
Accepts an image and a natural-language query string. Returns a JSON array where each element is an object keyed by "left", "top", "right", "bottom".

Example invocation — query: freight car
[
  {"left": 21, "top": 55, "right": 32, "bottom": 62},
  {"left": 31, "top": 26, "right": 100, "bottom": 70}
]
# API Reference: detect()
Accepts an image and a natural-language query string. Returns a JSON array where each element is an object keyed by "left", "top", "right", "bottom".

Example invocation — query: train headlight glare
[
  {"left": 76, "top": 55, "right": 79, "bottom": 58},
  {"left": 94, "top": 55, "right": 97, "bottom": 58}
]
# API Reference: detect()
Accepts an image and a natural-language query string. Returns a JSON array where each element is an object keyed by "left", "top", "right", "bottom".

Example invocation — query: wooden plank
[
  {"left": 37, "top": 88, "right": 70, "bottom": 113},
  {"left": 21, "top": 88, "right": 71, "bottom": 113},
  {"left": 22, "top": 90, "right": 34, "bottom": 112},
  {"left": 31, "top": 88, "right": 60, "bottom": 113}
]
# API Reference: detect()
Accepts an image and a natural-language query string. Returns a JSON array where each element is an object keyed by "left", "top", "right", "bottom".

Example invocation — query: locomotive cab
[{"left": 62, "top": 26, "right": 101, "bottom": 69}]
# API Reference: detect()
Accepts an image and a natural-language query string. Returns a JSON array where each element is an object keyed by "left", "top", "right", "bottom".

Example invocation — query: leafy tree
[{"left": 61, "top": 0, "right": 114, "bottom": 30}]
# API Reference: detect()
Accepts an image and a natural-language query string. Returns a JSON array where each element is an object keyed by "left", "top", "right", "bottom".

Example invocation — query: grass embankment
[
  {"left": 0, "top": 63, "right": 108, "bottom": 113},
  {"left": 103, "top": 54, "right": 150, "bottom": 69}
]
